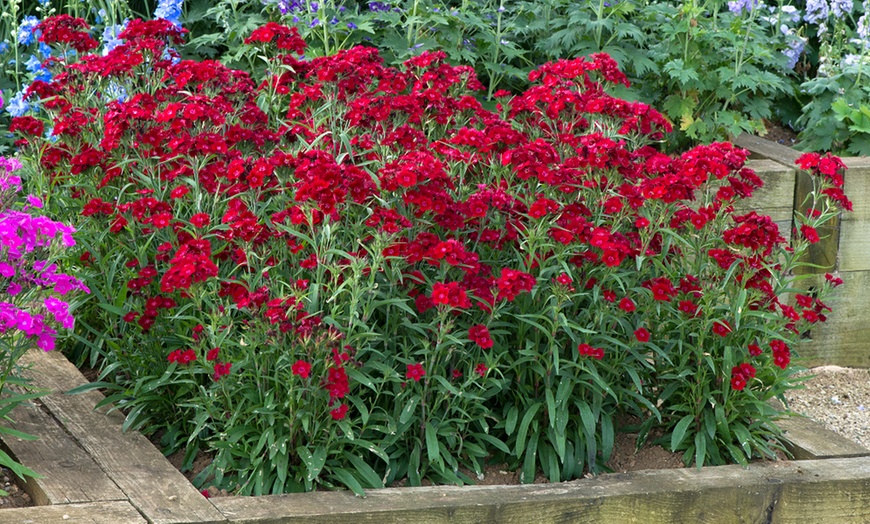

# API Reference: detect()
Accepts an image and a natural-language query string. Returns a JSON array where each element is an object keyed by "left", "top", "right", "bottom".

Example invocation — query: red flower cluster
[
  {"left": 730, "top": 362, "right": 756, "bottom": 391},
  {"left": 36, "top": 15, "right": 99, "bottom": 53},
  {"left": 168, "top": 348, "right": 196, "bottom": 364},
  {"left": 468, "top": 325, "right": 494, "bottom": 349},
  {"left": 770, "top": 339, "right": 791, "bottom": 369},
  {"left": 496, "top": 268, "right": 536, "bottom": 302},
  {"left": 577, "top": 343, "right": 604, "bottom": 360}
]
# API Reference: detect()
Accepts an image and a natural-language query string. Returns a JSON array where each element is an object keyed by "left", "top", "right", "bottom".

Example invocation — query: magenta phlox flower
[
  {"left": 26, "top": 194, "right": 43, "bottom": 209},
  {"left": 44, "top": 296, "right": 74, "bottom": 329},
  {"left": 0, "top": 262, "right": 13, "bottom": 278}
]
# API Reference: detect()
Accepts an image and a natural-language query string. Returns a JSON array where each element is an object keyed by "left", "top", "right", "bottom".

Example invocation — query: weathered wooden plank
[
  {"left": 18, "top": 349, "right": 226, "bottom": 524},
  {"left": 212, "top": 457, "right": 870, "bottom": 524},
  {"left": 793, "top": 271, "right": 870, "bottom": 368},
  {"left": 0, "top": 500, "right": 145, "bottom": 524},
  {"left": 3, "top": 395, "right": 125, "bottom": 506},
  {"left": 832, "top": 162, "right": 870, "bottom": 271},
  {"left": 734, "top": 133, "right": 802, "bottom": 167},
  {"left": 778, "top": 414, "right": 869, "bottom": 459}
]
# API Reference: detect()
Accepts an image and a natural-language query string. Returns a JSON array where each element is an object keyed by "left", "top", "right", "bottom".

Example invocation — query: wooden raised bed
[
  {"left": 3, "top": 136, "right": 868, "bottom": 523},
  {"left": 1, "top": 344, "right": 867, "bottom": 524}
]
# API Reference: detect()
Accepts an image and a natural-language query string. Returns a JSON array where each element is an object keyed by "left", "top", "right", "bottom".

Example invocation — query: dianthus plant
[{"left": 11, "top": 17, "right": 851, "bottom": 494}]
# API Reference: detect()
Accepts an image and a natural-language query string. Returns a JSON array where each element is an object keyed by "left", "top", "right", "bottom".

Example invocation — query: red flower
[
  {"left": 212, "top": 361, "right": 232, "bottom": 380},
  {"left": 292, "top": 360, "right": 312, "bottom": 378},
  {"left": 712, "top": 320, "right": 731, "bottom": 337},
  {"left": 730, "top": 375, "right": 747, "bottom": 391},
  {"left": 170, "top": 186, "right": 190, "bottom": 199},
  {"left": 468, "top": 325, "right": 494, "bottom": 349},
  {"left": 168, "top": 349, "right": 197, "bottom": 364},
  {"left": 206, "top": 348, "right": 220, "bottom": 361},
  {"left": 800, "top": 224, "right": 820, "bottom": 244},
  {"left": 618, "top": 297, "right": 636, "bottom": 312},
  {"left": 577, "top": 343, "right": 604, "bottom": 360},
  {"left": 406, "top": 362, "right": 426, "bottom": 382},
  {"left": 475, "top": 363, "right": 488, "bottom": 377},
  {"left": 748, "top": 344, "right": 762, "bottom": 356},
  {"left": 190, "top": 213, "right": 211, "bottom": 228},
  {"left": 330, "top": 404, "right": 349, "bottom": 420},
  {"left": 634, "top": 327, "right": 650, "bottom": 343}
]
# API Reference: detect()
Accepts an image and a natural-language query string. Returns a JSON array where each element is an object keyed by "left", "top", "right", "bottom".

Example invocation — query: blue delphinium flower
[
  {"left": 102, "top": 22, "right": 128, "bottom": 55},
  {"left": 17, "top": 16, "right": 41, "bottom": 46},
  {"left": 804, "top": 0, "right": 830, "bottom": 24},
  {"left": 154, "top": 0, "right": 184, "bottom": 27},
  {"left": 830, "top": 0, "right": 853, "bottom": 17},
  {"left": 25, "top": 55, "right": 43, "bottom": 73},
  {"left": 6, "top": 91, "right": 30, "bottom": 117},
  {"left": 368, "top": 1, "right": 391, "bottom": 12},
  {"left": 783, "top": 35, "right": 806, "bottom": 69},
  {"left": 0, "top": 42, "right": 9, "bottom": 55},
  {"left": 727, "top": 0, "right": 758, "bottom": 15},
  {"left": 106, "top": 82, "right": 128, "bottom": 103},
  {"left": 38, "top": 42, "right": 52, "bottom": 58}
]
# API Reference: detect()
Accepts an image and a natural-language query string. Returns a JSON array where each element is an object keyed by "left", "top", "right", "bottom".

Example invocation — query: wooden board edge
[
  {"left": 0, "top": 500, "right": 147, "bottom": 524},
  {"left": 210, "top": 456, "right": 870, "bottom": 524}
]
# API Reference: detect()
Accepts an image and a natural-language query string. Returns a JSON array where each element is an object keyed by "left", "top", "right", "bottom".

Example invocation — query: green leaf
[
  {"left": 694, "top": 432, "right": 707, "bottom": 468},
  {"left": 671, "top": 415, "right": 694, "bottom": 451},
  {"left": 425, "top": 422, "right": 442, "bottom": 467},
  {"left": 399, "top": 396, "right": 420, "bottom": 425},
  {"left": 331, "top": 468, "right": 367, "bottom": 497},
  {"left": 515, "top": 403, "right": 542, "bottom": 457},
  {"left": 505, "top": 406, "right": 519, "bottom": 436},
  {"left": 297, "top": 446, "right": 327, "bottom": 481}
]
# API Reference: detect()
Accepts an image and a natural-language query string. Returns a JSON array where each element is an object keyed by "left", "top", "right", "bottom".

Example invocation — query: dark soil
[
  {"left": 759, "top": 119, "right": 799, "bottom": 147},
  {"left": 0, "top": 467, "right": 33, "bottom": 509}
]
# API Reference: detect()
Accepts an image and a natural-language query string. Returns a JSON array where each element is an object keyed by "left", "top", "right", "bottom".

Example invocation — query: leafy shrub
[{"left": 11, "top": 17, "right": 851, "bottom": 494}]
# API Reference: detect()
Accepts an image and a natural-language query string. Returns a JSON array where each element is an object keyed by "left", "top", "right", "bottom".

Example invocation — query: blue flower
[
  {"left": 154, "top": 0, "right": 184, "bottom": 27},
  {"left": 368, "top": 1, "right": 391, "bottom": 12},
  {"left": 0, "top": 42, "right": 9, "bottom": 55},
  {"left": 38, "top": 42, "right": 52, "bottom": 58},
  {"left": 830, "top": 0, "right": 853, "bottom": 17},
  {"left": 804, "top": 0, "right": 830, "bottom": 24},
  {"left": 25, "top": 55, "right": 43, "bottom": 73},
  {"left": 102, "top": 22, "right": 128, "bottom": 54},
  {"left": 17, "top": 16, "right": 41, "bottom": 46},
  {"left": 309, "top": 17, "right": 320, "bottom": 27},
  {"left": 34, "top": 68, "right": 52, "bottom": 82},
  {"left": 6, "top": 92, "right": 30, "bottom": 117},
  {"left": 347, "top": 22, "right": 357, "bottom": 29}
]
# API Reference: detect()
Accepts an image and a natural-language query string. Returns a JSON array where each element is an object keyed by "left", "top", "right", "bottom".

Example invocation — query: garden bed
[
  {"left": 2, "top": 342, "right": 868, "bottom": 524},
  {"left": 4, "top": 136, "right": 870, "bottom": 523}
]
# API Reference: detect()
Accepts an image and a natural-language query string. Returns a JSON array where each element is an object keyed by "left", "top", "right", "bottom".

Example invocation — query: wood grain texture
[
  {"left": 794, "top": 271, "right": 870, "bottom": 368},
  {"left": 734, "top": 133, "right": 802, "bottom": 167},
  {"left": 18, "top": 349, "right": 226, "bottom": 524},
  {"left": 778, "top": 414, "right": 870, "bottom": 459},
  {"left": 4, "top": 394, "right": 125, "bottom": 506},
  {"left": 212, "top": 457, "right": 870, "bottom": 524},
  {"left": 0, "top": 500, "right": 146, "bottom": 524},
  {"left": 833, "top": 162, "right": 870, "bottom": 271}
]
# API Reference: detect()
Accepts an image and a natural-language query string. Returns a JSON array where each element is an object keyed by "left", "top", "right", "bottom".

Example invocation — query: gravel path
[{"left": 784, "top": 366, "right": 870, "bottom": 450}]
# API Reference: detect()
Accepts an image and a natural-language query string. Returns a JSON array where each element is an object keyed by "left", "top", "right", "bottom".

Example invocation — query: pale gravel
[{"left": 783, "top": 366, "right": 870, "bottom": 450}]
